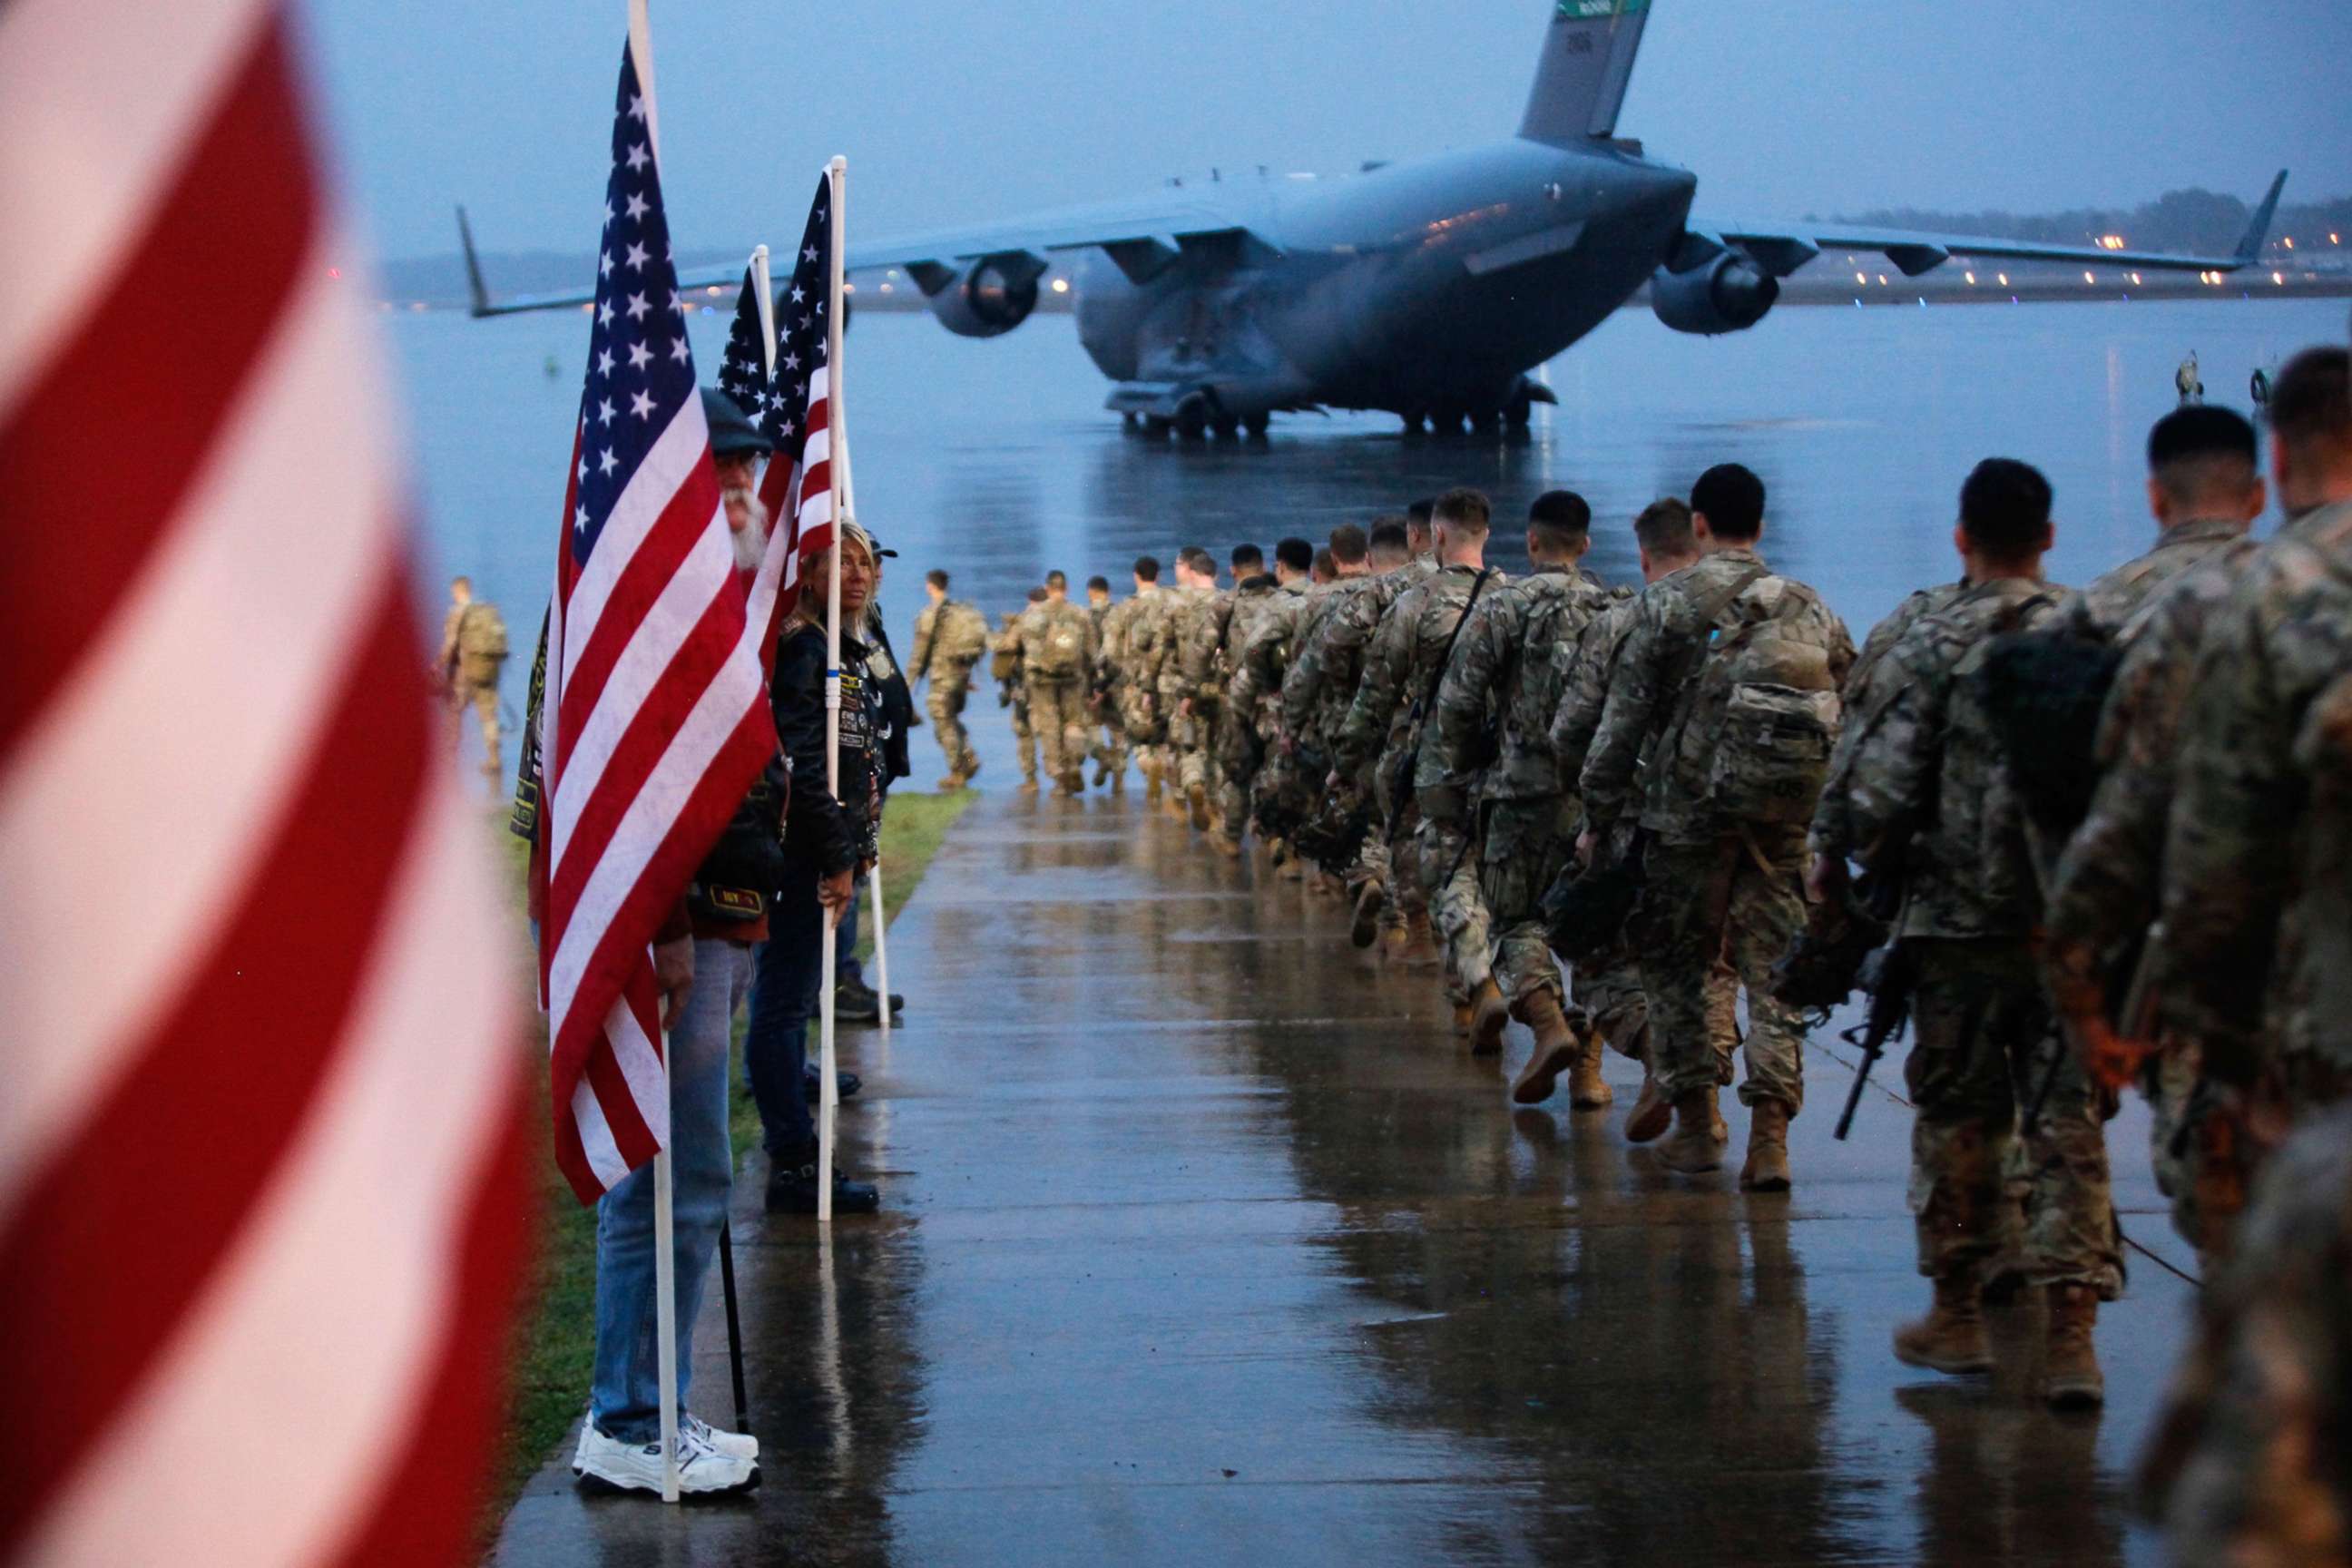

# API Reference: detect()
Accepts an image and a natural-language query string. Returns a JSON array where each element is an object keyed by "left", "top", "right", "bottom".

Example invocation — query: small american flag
[
  {"left": 0, "top": 0, "right": 524, "bottom": 1558},
  {"left": 754, "top": 176, "right": 840, "bottom": 599},
  {"left": 536, "top": 35, "right": 778, "bottom": 1204}
]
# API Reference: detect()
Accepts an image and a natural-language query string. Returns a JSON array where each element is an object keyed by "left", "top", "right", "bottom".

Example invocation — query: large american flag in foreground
[
  {"left": 0, "top": 1, "right": 524, "bottom": 1561},
  {"left": 535, "top": 38, "right": 777, "bottom": 1203}
]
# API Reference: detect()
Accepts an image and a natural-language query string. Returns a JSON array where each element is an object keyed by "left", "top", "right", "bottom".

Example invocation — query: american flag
[
  {"left": 535, "top": 37, "right": 778, "bottom": 1204},
  {"left": 0, "top": 1, "right": 523, "bottom": 1561},
  {"left": 753, "top": 176, "right": 840, "bottom": 605}
]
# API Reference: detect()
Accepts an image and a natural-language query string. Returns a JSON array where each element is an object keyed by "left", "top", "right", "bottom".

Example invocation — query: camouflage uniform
[
  {"left": 1213, "top": 575, "right": 1293, "bottom": 833},
  {"left": 1232, "top": 576, "right": 1320, "bottom": 833},
  {"left": 2138, "top": 1102, "right": 2352, "bottom": 1567},
  {"left": 1019, "top": 597, "right": 1098, "bottom": 788},
  {"left": 1338, "top": 564, "right": 1509, "bottom": 998},
  {"left": 439, "top": 596, "right": 509, "bottom": 779},
  {"left": 1839, "top": 575, "right": 2120, "bottom": 1289},
  {"left": 2161, "top": 496, "right": 2352, "bottom": 1119},
  {"left": 1086, "top": 598, "right": 1129, "bottom": 781},
  {"left": 2040, "top": 520, "right": 2259, "bottom": 1256},
  {"left": 911, "top": 596, "right": 990, "bottom": 781},
  {"left": 1286, "top": 567, "right": 1415, "bottom": 912},
  {"left": 1419, "top": 566, "right": 1612, "bottom": 1012},
  {"left": 1104, "top": 586, "right": 1177, "bottom": 787},
  {"left": 1583, "top": 549, "right": 1853, "bottom": 1115},
  {"left": 1166, "top": 583, "right": 1226, "bottom": 804},
  {"left": 992, "top": 614, "right": 1036, "bottom": 785},
  {"left": 1808, "top": 582, "right": 1966, "bottom": 871}
]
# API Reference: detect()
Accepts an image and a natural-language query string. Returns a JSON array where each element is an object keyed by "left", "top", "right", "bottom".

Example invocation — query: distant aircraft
[{"left": 464, "top": 0, "right": 2287, "bottom": 438}]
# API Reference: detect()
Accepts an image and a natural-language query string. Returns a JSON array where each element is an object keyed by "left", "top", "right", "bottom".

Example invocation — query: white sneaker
[
  {"left": 683, "top": 1412, "right": 759, "bottom": 1462},
  {"left": 572, "top": 1420, "right": 758, "bottom": 1495}
]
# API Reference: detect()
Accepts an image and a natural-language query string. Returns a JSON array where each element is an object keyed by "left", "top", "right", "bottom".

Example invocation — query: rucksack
[
  {"left": 457, "top": 602, "right": 509, "bottom": 660},
  {"left": 1032, "top": 611, "right": 1084, "bottom": 680},
  {"left": 936, "top": 602, "right": 990, "bottom": 664},
  {"left": 1975, "top": 627, "right": 2124, "bottom": 835},
  {"left": 1669, "top": 571, "right": 1840, "bottom": 824}
]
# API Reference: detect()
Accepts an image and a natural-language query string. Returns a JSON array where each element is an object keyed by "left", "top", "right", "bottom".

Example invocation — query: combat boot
[
  {"left": 1892, "top": 1271, "right": 1994, "bottom": 1376},
  {"left": 1018, "top": 777, "right": 1039, "bottom": 795},
  {"left": 1657, "top": 1089, "right": 1723, "bottom": 1174},
  {"left": 1468, "top": 978, "right": 1510, "bottom": 1056},
  {"left": 1740, "top": 1098, "right": 1793, "bottom": 1192},
  {"left": 1509, "top": 990, "right": 1582, "bottom": 1103},
  {"left": 1350, "top": 884, "right": 1384, "bottom": 949},
  {"left": 1060, "top": 769, "right": 1086, "bottom": 796},
  {"left": 2043, "top": 1284, "right": 2104, "bottom": 1409},
  {"left": 1567, "top": 1030, "right": 1612, "bottom": 1111},
  {"left": 1624, "top": 1056, "right": 1671, "bottom": 1142},
  {"left": 1401, "top": 909, "right": 1440, "bottom": 966},
  {"left": 1188, "top": 781, "right": 1211, "bottom": 831},
  {"left": 1212, "top": 829, "right": 1243, "bottom": 859},
  {"left": 936, "top": 773, "right": 965, "bottom": 791},
  {"left": 1143, "top": 766, "right": 1163, "bottom": 806},
  {"left": 1451, "top": 998, "right": 1475, "bottom": 1037}
]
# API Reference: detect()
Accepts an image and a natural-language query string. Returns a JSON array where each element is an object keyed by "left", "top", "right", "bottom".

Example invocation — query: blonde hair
[{"left": 788, "top": 522, "right": 876, "bottom": 629}]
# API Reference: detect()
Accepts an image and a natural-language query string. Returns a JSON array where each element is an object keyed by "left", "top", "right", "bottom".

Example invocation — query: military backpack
[
  {"left": 935, "top": 601, "right": 991, "bottom": 665},
  {"left": 1665, "top": 569, "right": 1840, "bottom": 825},
  {"left": 1032, "top": 610, "right": 1086, "bottom": 680}
]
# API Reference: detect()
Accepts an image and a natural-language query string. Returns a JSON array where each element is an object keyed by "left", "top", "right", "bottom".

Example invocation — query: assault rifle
[{"left": 1834, "top": 935, "right": 1917, "bottom": 1141}]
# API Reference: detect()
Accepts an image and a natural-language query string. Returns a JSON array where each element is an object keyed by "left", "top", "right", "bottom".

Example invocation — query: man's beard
[{"left": 723, "top": 487, "right": 769, "bottom": 573}]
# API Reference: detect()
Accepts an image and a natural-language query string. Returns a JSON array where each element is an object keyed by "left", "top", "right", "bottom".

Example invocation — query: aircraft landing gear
[
  {"left": 1504, "top": 391, "right": 1534, "bottom": 430},
  {"left": 1400, "top": 408, "right": 1427, "bottom": 436},
  {"left": 1241, "top": 410, "right": 1269, "bottom": 438},
  {"left": 1470, "top": 407, "right": 1502, "bottom": 436},
  {"left": 1174, "top": 395, "right": 1210, "bottom": 441},
  {"left": 1429, "top": 403, "right": 1468, "bottom": 436},
  {"left": 1142, "top": 415, "right": 1173, "bottom": 438},
  {"left": 1211, "top": 413, "right": 1241, "bottom": 439}
]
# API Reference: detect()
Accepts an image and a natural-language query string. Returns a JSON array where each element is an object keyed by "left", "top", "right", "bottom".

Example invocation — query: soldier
[
  {"left": 1181, "top": 544, "right": 1259, "bottom": 838},
  {"left": 2160, "top": 345, "right": 2352, "bottom": 1144},
  {"left": 1583, "top": 464, "right": 1852, "bottom": 1191},
  {"left": 1084, "top": 574, "right": 1128, "bottom": 789},
  {"left": 2038, "top": 407, "right": 2266, "bottom": 1262},
  {"left": 1163, "top": 547, "right": 1224, "bottom": 828},
  {"left": 1101, "top": 556, "right": 1175, "bottom": 802},
  {"left": 437, "top": 575, "right": 510, "bottom": 786},
  {"left": 1402, "top": 497, "right": 1439, "bottom": 582},
  {"left": 994, "top": 588, "right": 1046, "bottom": 792},
  {"left": 1338, "top": 489, "right": 1508, "bottom": 1028},
  {"left": 1288, "top": 518, "right": 1414, "bottom": 943},
  {"left": 911, "top": 568, "right": 991, "bottom": 789},
  {"left": 1021, "top": 570, "right": 1099, "bottom": 796},
  {"left": 1832, "top": 457, "right": 2115, "bottom": 1408},
  {"left": 1553, "top": 498, "right": 1739, "bottom": 1142},
  {"left": 1221, "top": 537, "right": 1312, "bottom": 856},
  {"left": 2137, "top": 1102, "right": 2352, "bottom": 1566},
  {"left": 1419, "top": 491, "right": 1612, "bottom": 1103}
]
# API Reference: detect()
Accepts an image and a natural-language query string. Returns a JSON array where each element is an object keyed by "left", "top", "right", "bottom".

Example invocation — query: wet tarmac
[{"left": 492, "top": 789, "right": 2199, "bottom": 1567}]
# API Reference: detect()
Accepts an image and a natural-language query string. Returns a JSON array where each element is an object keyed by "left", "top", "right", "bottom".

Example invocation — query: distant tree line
[{"left": 1831, "top": 188, "right": 2351, "bottom": 256}]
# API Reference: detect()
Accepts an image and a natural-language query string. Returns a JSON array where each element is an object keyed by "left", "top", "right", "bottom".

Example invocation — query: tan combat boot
[
  {"left": 1657, "top": 1088, "right": 1723, "bottom": 1174},
  {"left": 1451, "top": 999, "right": 1475, "bottom": 1037},
  {"left": 2043, "top": 1283, "right": 2105, "bottom": 1409},
  {"left": 1188, "top": 781, "right": 1211, "bottom": 831},
  {"left": 1892, "top": 1271, "right": 1994, "bottom": 1375},
  {"left": 1350, "top": 884, "right": 1385, "bottom": 949},
  {"left": 1740, "top": 1099, "right": 1793, "bottom": 1191},
  {"left": 1143, "top": 764, "right": 1163, "bottom": 806},
  {"left": 1567, "top": 1031, "right": 1612, "bottom": 1111},
  {"left": 1212, "top": 830, "right": 1243, "bottom": 859},
  {"left": 1402, "top": 909, "right": 1440, "bottom": 966},
  {"left": 1510, "top": 991, "right": 1582, "bottom": 1103},
  {"left": 1467, "top": 977, "right": 1510, "bottom": 1056},
  {"left": 1624, "top": 1054, "right": 1671, "bottom": 1142},
  {"left": 1018, "top": 776, "right": 1040, "bottom": 795}
]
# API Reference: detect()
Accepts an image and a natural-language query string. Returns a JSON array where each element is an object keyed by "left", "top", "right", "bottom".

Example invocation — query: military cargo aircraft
[{"left": 464, "top": 0, "right": 2285, "bottom": 437}]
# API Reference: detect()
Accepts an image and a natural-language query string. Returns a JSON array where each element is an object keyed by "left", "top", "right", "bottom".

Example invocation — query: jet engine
[
  {"left": 924, "top": 258, "right": 1042, "bottom": 338},
  {"left": 1648, "top": 250, "right": 1779, "bottom": 336}
]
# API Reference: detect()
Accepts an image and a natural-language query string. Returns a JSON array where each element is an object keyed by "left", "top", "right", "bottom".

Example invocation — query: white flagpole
[
  {"left": 750, "top": 244, "right": 776, "bottom": 378},
  {"left": 867, "top": 861, "right": 891, "bottom": 1037},
  {"left": 625, "top": 0, "right": 681, "bottom": 1501},
  {"left": 818, "top": 154, "right": 848, "bottom": 1224}
]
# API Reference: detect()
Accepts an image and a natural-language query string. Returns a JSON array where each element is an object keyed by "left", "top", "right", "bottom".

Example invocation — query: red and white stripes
[{"left": 0, "top": 3, "right": 524, "bottom": 1562}]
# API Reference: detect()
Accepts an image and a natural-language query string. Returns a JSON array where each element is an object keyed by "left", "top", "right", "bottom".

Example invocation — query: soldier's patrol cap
[{"left": 700, "top": 387, "right": 772, "bottom": 457}]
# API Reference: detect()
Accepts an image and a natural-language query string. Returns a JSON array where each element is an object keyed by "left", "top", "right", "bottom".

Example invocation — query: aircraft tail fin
[
  {"left": 1518, "top": 0, "right": 1651, "bottom": 145},
  {"left": 2233, "top": 170, "right": 2288, "bottom": 264},
  {"left": 456, "top": 204, "right": 494, "bottom": 317}
]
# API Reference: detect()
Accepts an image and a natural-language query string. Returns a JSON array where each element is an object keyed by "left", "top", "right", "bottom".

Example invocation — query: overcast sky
[{"left": 299, "top": 0, "right": 2352, "bottom": 263}]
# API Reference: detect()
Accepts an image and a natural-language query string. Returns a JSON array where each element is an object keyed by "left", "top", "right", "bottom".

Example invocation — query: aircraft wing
[
  {"left": 1690, "top": 169, "right": 2286, "bottom": 279},
  {"left": 458, "top": 187, "right": 1274, "bottom": 317}
]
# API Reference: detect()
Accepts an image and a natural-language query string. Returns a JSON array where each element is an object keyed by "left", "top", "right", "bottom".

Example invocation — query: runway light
[
  {"left": 1855, "top": 270, "right": 1867, "bottom": 284},
  {"left": 2099, "top": 235, "right": 2127, "bottom": 250},
  {"left": 1997, "top": 272, "right": 2009, "bottom": 286},
  {"left": 1877, "top": 273, "right": 1888, "bottom": 286},
  {"left": 1964, "top": 270, "right": 1976, "bottom": 284},
  {"left": 2131, "top": 272, "right": 2141, "bottom": 285},
  {"left": 2331, "top": 233, "right": 2341, "bottom": 245},
  {"left": 2282, "top": 237, "right": 2294, "bottom": 250},
  {"left": 877, "top": 282, "right": 893, "bottom": 294},
  {"left": 2082, "top": 270, "right": 2096, "bottom": 283},
  {"left": 1051, "top": 278, "right": 1071, "bottom": 294},
  {"left": 2274, "top": 271, "right": 2286, "bottom": 285},
  {"left": 705, "top": 284, "right": 722, "bottom": 295}
]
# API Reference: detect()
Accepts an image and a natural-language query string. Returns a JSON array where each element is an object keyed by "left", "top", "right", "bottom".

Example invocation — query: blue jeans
[
  {"left": 836, "top": 887, "right": 863, "bottom": 985},
  {"left": 746, "top": 861, "right": 823, "bottom": 1156},
  {"left": 590, "top": 937, "right": 749, "bottom": 1443}
]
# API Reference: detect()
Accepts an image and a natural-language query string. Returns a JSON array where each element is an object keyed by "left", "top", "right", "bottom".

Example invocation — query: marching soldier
[
  {"left": 1418, "top": 491, "right": 1612, "bottom": 1102},
  {"left": 1084, "top": 574, "right": 1128, "bottom": 789},
  {"left": 1100, "top": 557, "right": 1175, "bottom": 802},
  {"left": 1337, "top": 489, "right": 1508, "bottom": 1030},
  {"left": 1181, "top": 545, "right": 1259, "bottom": 837},
  {"left": 995, "top": 589, "right": 1046, "bottom": 792},
  {"left": 911, "top": 568, "right": 992, "bottom": 789},
  {"left": 1163, "top": 548, "right": 1224, "bottom": 828},
  {"left": 1220, "top": 538, "right": 1311, "bottom": 855},
  {"left": 1021, "top": 570, "right": 1099, "bottom": 796},
  {"left": 2038, "top": 407, "right": 2266, "bottom": 1262},
  {"left": 1582, "top": 465, "right": 1852, "bottom": 1191},
  {"left": 1831, "top": 458, "right": 2114, "bottom": 1407},
  {"left": 437, "top": 575, "right": 510, "bottom": 786}
]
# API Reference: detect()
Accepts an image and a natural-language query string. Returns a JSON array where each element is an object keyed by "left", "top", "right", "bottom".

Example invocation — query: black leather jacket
[{"left": 773, "top": 620, "right": 882, "bottom": 877}]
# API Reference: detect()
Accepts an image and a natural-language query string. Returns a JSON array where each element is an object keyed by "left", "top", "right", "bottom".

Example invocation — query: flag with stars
[
  {"left": 753, "top": 174, "right": 838, "bottom": 602},
  {"left": 535, "top": 34, "right": 778, "bottom": 1204}
]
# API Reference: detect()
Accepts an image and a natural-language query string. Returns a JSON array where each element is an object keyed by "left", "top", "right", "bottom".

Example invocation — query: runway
[{"left": 492, "top": 789, "right": 2198, "bottom": 1567}]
